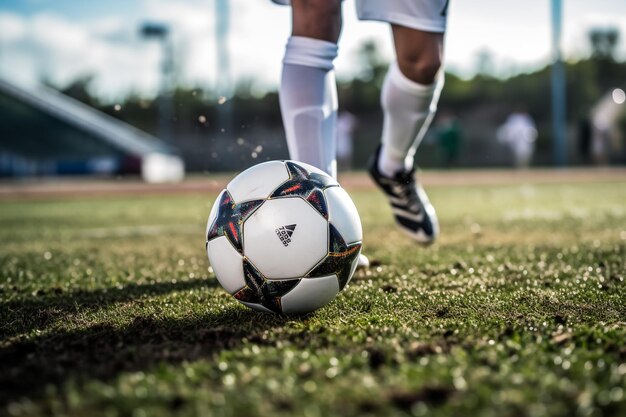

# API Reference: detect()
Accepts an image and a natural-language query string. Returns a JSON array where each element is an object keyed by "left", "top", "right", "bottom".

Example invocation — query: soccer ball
[{"left": 205, "top": 160, "right": 362, "bottom": 314}]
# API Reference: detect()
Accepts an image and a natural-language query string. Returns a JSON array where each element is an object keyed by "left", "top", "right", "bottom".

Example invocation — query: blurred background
[{"left": 0, "top": 0, "right": 625, "bottom": 182}]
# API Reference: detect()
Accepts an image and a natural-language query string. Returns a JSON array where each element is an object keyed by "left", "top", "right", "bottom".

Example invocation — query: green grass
[{"left": 1, "top": 180, "right": 625, "bottom": 417}]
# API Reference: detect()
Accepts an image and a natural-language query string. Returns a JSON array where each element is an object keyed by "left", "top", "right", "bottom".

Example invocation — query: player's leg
[
  {"left": 279, "top": 0, "right": 342, "bottom": 178},
  {"left": 356, "top": 0, "right": 447, "bottom": 242},
  {"left": 279, "top": 0, "right": 369, "bottom": 268},
  {"left": 368, "top": 26, "right": 444, "bottom": 243},
  {"left": 379, "top": 26, "right": 444, "bottom": 177}
]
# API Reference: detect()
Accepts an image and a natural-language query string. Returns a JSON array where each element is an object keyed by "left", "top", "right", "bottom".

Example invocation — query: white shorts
[{"left": 271, "top": 0, "right": 448, "bottom": 34}]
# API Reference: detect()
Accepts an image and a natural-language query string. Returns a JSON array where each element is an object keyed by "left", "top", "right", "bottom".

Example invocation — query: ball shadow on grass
[
  {"left": 0, "top": 278, "right": 220, "bottom": 340},
  {"left": 0, "top": 281, "right": 289, "bottom": 405}
]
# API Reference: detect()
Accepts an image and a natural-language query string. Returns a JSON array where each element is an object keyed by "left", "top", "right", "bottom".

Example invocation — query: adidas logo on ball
[{"left": 275, "top": 224, "right": 297, "bottom": 247}]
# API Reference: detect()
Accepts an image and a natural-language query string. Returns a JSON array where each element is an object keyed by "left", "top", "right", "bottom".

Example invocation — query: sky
[{"left": 0, "top": 0, "right": 625, "bottom": 101}]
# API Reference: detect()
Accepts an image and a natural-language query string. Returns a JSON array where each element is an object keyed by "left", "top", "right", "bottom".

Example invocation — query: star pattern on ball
[
  {"left": 307, "top": 223, "right": 362, "bottom": 290},
  {"left": 233, "top": 259, "right": 301, "bottom": 313},
  {"left": 270, "top": 161, "right": 338, "bottom": 219},
  {"left": 206, "top": 190, "right": 264, "bottom": 253}
]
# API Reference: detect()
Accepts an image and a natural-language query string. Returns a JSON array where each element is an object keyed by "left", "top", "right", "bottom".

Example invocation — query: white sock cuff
[
  {"left": 283, "top": 36, "right": 339, "bottom": 71},
  {"left": 388, "top": 61, "right": 444, "bottom": 96}
]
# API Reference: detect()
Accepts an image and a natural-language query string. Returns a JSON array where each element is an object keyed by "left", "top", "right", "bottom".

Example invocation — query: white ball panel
[
  {"left": 239, "top": 301, "right": 274, "bottom": 313},
  {"left": 207, "top": 236, "right": 246, "bottom": 294},
  {"left": 244, "top": 198, "right": 328, "bottom": 279},
  {"left": 286, "top": 160, "right": 338, "bottom": 186},
  {"left": 281, "top": 275, "right": 340, "bottom": 314},
  {"left": 206, "top": 189, "right": 226, "bottom": 237},
  {"left": 227, "top": 161, "right": 289, "bottom": 204},
  {"left": 325, "top": 187, "right": 363, "bottom": 244}
]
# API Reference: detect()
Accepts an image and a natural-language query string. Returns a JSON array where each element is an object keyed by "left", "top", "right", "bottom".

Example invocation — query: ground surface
[{"left": 1, "top": 173, "right": 625, "bottom": 417}]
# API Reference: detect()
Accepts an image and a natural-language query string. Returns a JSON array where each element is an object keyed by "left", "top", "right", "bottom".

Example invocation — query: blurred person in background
[
  {"left": 590, "top": 119, "right": 611, "bottom": 165},
  {"left": 273, "top": 0, "right": 448, "bottom": 245},
  {"left": 497, "top": 110, "right": 538, "bottom": 169},
  {"left": 578, "top": 117, "right": 593, "bottom": 163},
  {"left": 435, "top": 110, "right": 462, "bottom": 167},
  {"left": 589, "top": 88, "right": 625, "bottom": 165},
  {"left": 336, "top": 110, "right": 358, "bottom": 171}
]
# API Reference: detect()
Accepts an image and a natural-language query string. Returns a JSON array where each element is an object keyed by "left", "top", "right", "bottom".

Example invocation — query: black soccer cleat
[{"left": 368, "top": 145, "right": 439, "bottom": 244}]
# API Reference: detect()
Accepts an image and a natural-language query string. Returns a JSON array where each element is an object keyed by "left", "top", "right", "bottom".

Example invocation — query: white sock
[
  {"left": 280, "top": 36, "right": 339, "bottom": 178},
  {"left": 378, "top": 61, "right": 444, "bottom": 177}
]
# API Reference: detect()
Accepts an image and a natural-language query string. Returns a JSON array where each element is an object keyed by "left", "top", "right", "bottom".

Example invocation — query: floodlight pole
[
  {"left": 140, "top": 23, "right": 174, "bottom": 143},
  {"left": 216, "top": 0, "right": 233, "bottom": 138},
  {"left": 551, "top": 0, "right": 567, "bottom": 166}
]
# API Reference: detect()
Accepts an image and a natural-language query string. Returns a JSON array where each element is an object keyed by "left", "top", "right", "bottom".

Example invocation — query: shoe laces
[{"left": 391, "top": 172, "right": 422, "bottom": 211}]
